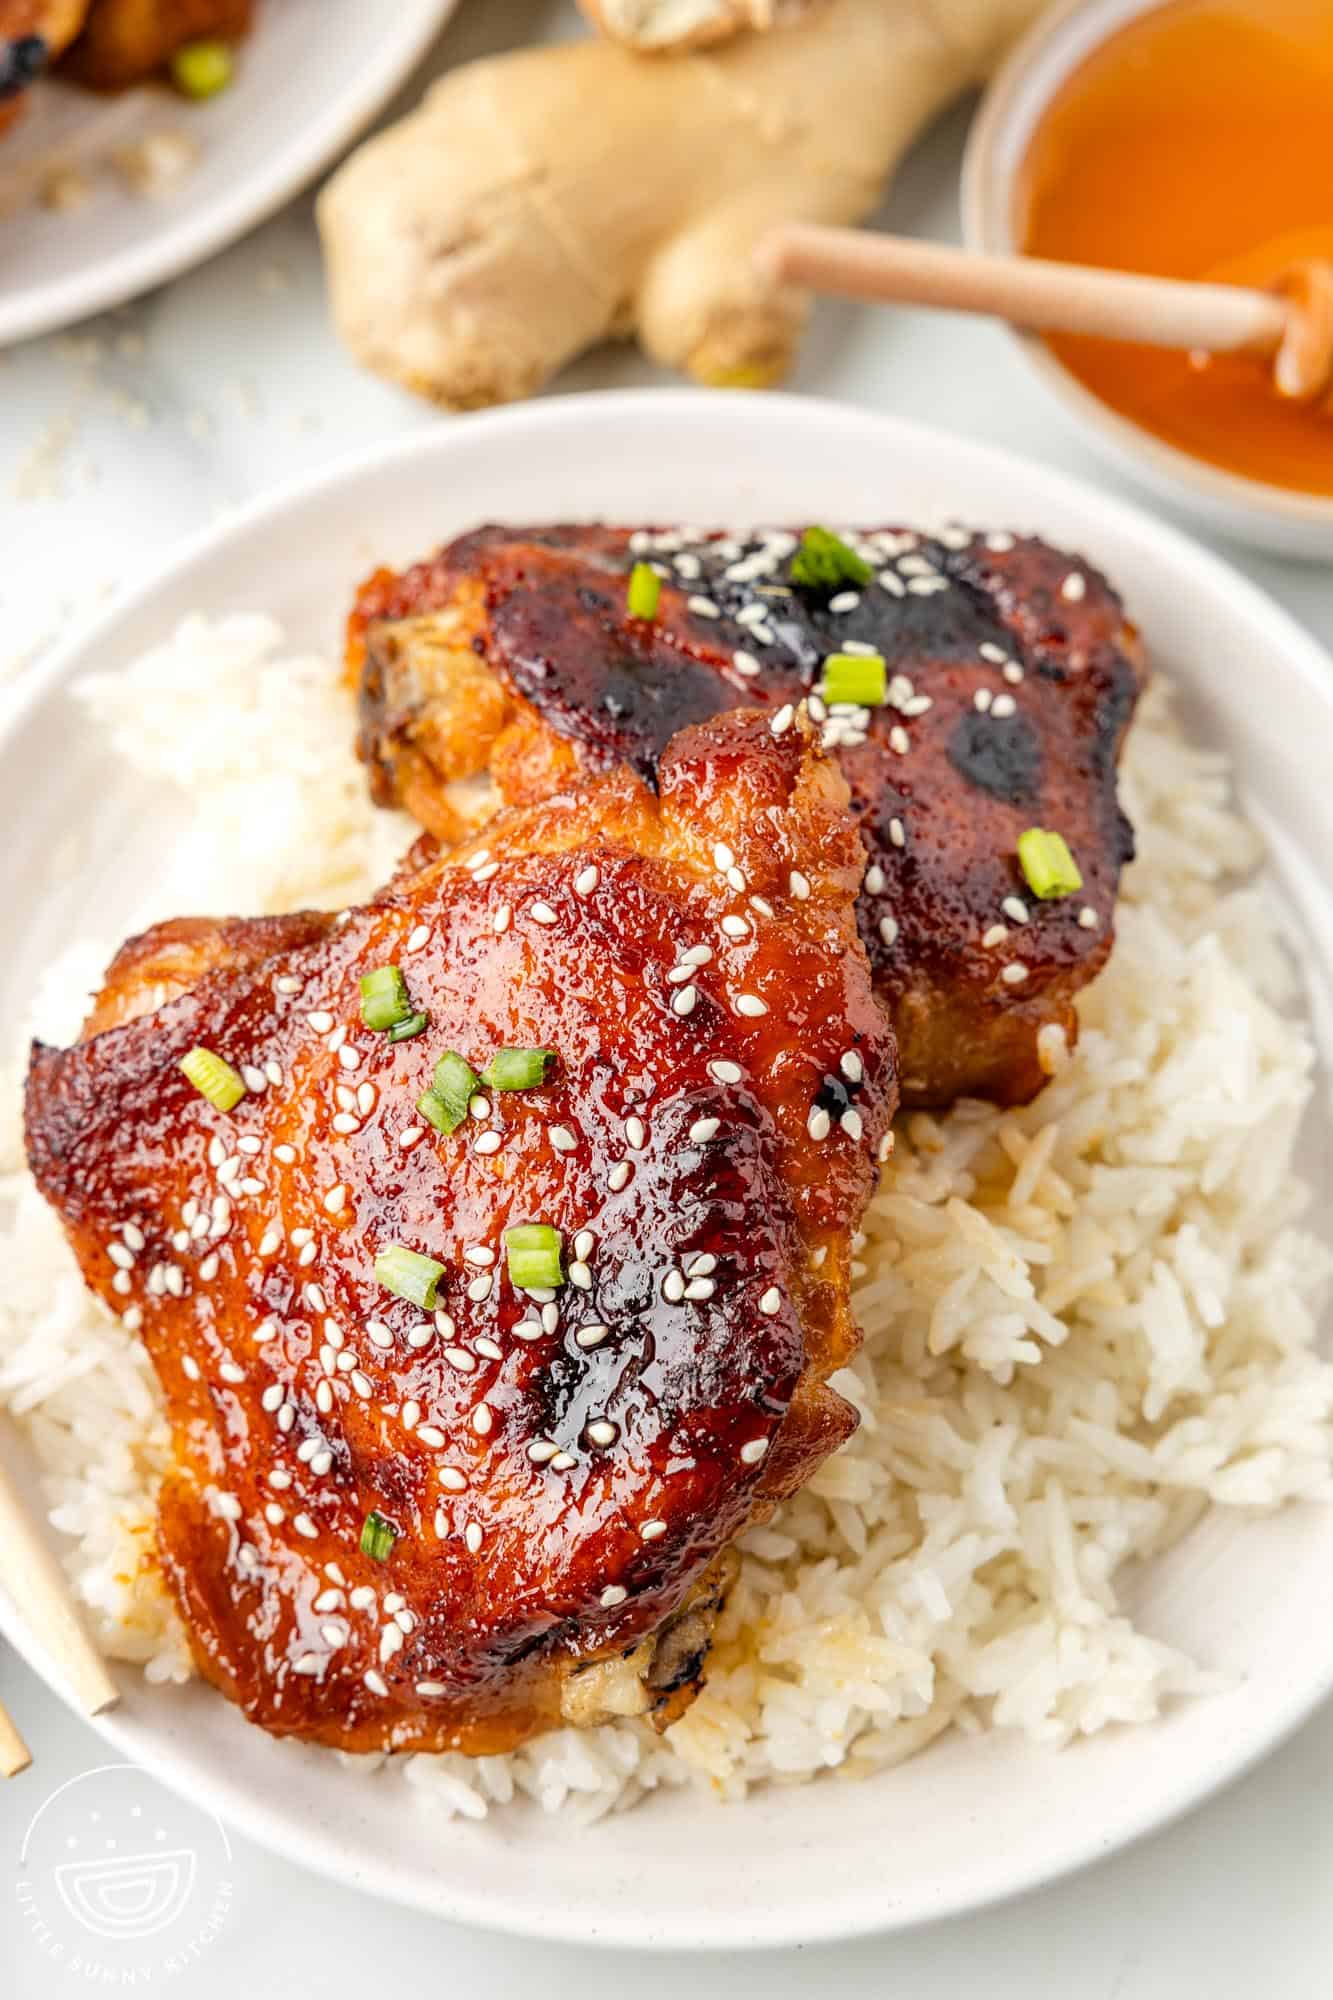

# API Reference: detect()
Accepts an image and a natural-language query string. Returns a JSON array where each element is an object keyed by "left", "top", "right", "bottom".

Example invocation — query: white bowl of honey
[{"left": 963, "top": 0, "right": 1333, "bottom": 558}]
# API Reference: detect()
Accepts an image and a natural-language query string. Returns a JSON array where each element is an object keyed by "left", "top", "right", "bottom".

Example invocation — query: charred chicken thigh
[
  {"left": 349, "top": 523, "right": 1145, "bottom": 1108},
  {"left": 26, "top": 710, "right": 895, "bottom": 1754}
]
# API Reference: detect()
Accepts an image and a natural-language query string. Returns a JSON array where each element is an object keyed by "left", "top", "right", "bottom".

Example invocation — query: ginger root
[
  {"left": 577, "top": 0, "right": 810, "bottom": 52},
  {"left": 317, "top": 0, "right": 1043, "bottom": 410}
]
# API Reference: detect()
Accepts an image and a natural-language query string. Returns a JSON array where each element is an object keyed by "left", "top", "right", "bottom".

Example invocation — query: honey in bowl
[{"left": 1016, "top": 0, "right": 1333, "bottom": 497}]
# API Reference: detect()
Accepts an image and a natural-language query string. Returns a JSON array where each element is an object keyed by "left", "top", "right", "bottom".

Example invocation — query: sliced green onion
[
  {"left": 374, "top": 1244, "right": 446, "bottom": 1309},
  {"left": 504, "top": 1223, "right": 564, "bottom": 1291},
  {"left": 820, "top": 652, "right": 887, "bottom": 707},
  {"left": 420, "top": 1050, "right": 479, "bottom": 1135},
  {"left": 170, "top": 38, "right": 234, "bottom": 100},
  {"left": 388, "top": 1010, "right": 429, "bottom": 1044},
  {"left": 626, "top": 562, "right": 661, "bottom": 620},
  {"left": 179, "top": 1046, "right": 246, "bottom": 1112},
  {"left": 359, "top": 964, "right": 412, "bottom": 1031},
  {"left": 482, "top": 1047, "right": 555, "bottom": 1091},
  {"left": 789, "top": 526, "right": 873, "bottom": 592},
  {"left": 360, "top": 1510, "right": 396, "bottom": 1562},
  {"left": 1017, "top": 827, "right": 1083, "bottom": 900}
]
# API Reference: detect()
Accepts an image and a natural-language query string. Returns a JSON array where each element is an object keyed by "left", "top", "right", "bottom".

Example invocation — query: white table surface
[{"left": 3, "top": 3, "right": 1332, "bottom": 1993}]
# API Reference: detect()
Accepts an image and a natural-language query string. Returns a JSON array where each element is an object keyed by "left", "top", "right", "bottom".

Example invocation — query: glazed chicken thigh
[
  {"left": 349, "top": 523, "right": 1145, "bottom": 1107},
  {"left": 26, "top": 710, "right": 895, "bottom": 1754}
]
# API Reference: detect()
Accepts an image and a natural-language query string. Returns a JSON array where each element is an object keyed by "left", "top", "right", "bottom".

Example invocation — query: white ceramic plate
[
  {"left": 3, "top": 392, "right": 1332, "bottom": 1950},
  {"left": 0, "top": 0, "right": 456, "bottom": 347}
]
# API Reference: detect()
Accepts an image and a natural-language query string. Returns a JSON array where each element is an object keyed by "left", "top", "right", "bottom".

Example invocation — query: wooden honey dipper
[{"left": 757, "top": 226, "right": 1333, "bottom": 406}]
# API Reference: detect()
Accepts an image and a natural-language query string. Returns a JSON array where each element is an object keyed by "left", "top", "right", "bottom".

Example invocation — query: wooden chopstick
[
  {"left": 0, "top": 1697, "right": 31, "bottom": 1777},
  {"left": 0, "top": 1453, "right": 118, "bottom": 1720},
  {"left": 757, "top": 224, "right": 1291, "bottom": 362}
]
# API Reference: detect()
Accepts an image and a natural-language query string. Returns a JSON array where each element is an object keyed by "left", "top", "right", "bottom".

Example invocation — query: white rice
[{"left": 2, "top": 613, "right": 1330, "bottom": 1825}]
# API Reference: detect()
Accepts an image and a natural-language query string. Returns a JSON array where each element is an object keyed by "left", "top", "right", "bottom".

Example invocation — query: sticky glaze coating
[
  {"left": 25, "top": 711, "right": 895, "bottom": 1754},
  {"left": 349, "top": 523, "right": 1146, "bottom": 1106}
]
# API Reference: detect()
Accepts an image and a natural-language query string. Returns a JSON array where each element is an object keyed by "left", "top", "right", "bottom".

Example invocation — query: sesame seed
[
  {"left": 332, "top": 1114, "right": 359, "bottom": 1135},
  {"left": 733, "top": 650, "right": 760, "bottom": 678},
  {"left": 974, "top": 688, "right": 993, "bottom": 713},
  {"left": 1079, "top": 905, "right": 1100, "bottom": 929},
  {"left": 165, "top": 1267, "right": 185, "bottom": 1298},
  {"left": 475, "top": 1337, "right": 503, "bottom": 1362},
  {"left": 315, "top": 1380, "right": 333, "bottom": 1414},
  {"left": 641, "top": 1520, "right": 668, "bottom": 1541},
  {"left": 122, "top": 1307, "right": 143, "bottom": 1332},
  {"left": 879, "top": 569, "right": 906, "bottom": 597},
  {"left": 350, "top": 1371, "right": 372, "bottom": 1398},
  {"left": 276, "top": 975, "right": 301, "bottom": 995},
  {"left": 242, "top": 1065, "right": 267, "bottom": 1094},
  {"left": 465, "top": 1523, "right": 483, "bottom": 1554},
  {"left": 889, "top": 817, "right": 905, "bottom": 848},
  {"left": 709, "top": 1059, "right": 743, "bottom": 1085},
  {"left": 237, "top": 1135, "right": 263, "bottom": 1157},
  {"left": 531, "top": 902, "right": 558, "bottom": 926},
  {"left": 569, "top": 1261, "right": 593, "bottom": 1289},
  {"left": 726, "top": 865, "right": 747, "bottom": 892},
  {"left": 468, "top": 1096, "right": 490, "bottom": 1122},
  {"left": 986, "top": 533, "right": 1015, "bottom": 552},
  {"left": 991, "top": 694, "right": 1016, "bottom": 719},
  {"left": 807, "top": 1106, "right": 831, "bottom": 1141},
  {"left": 625, "top": 1115, "right": 646, "bottom": 1150},
  {"left": 841, "top": 1108, "right": 864, "bottom": 1141},
  {"left": 264, "top": 1502, "right": 285, "bottom": 1526},
  {"left": 740, "top": 1437, "right": 769, "bottom": 1464},
  {"left": 467, "top": 1272, "right": 494, "bottom": 1302},
  {"left": 879, "top": 915, "right": 900, "bottom": 948},
  {"left": 600, "top": 1585, "right": 627, "bottom": 1609},
  {"left": 398, "top": 1126, "right": 424, "bottom": 1151},
  {"left": 1002, "top": 896, "right": 1029, "bottom": 924},
  {"left": 1003, "top": 662, "right": 1024, "bottom": 684},
  {"left": 673, "top": 552, "right": 701, "bottom": 578},
  {"left": 1061, "top": 571, "right": 1087, "bottom": 601},
  {"left": 713, "top": 842, "right": 735, "bottom": 872},
  {"left": 889, "top": 726, "right": 909, "bottom": 755},
  {"left": 111, "top": 1270, "right": 131, "bottom": 1296},
  {"left": 840, "top": 1051, "right": 864, "bottom": 1084},
  {"left": 294, "top": 1513, "right": 318, "bottom": 1540},
  {"left": 440, "top": 1467, "right": 468, "bottom": 1492},
  {"left": 721, "top": 915, "right": 750, "bottom": 939},
  {"left": 357, "top": 1082, "right": 376, "bottom": 1116},
  {"left": 402, "top": 1399, "right": 421, "bottom": 1430},
  {"left": 671, "top": 985, "right": 698, "bottom": 1018},
  {"left": 365, "top": 1320, "right": 393, "bottom": 1348},
  {"left": 265, "top": 1062, "right": 283, "bottom": 1089},
  {"left": 444, "top": 1347, "right": 475, "bottom": 1372},
  {"left": 829, "top": 590, "right": 860, "bottom": 613},
  {"left": 417, "top": 1425, "right": 447, "bottom": 1447},
  {"left": 575, "top": 865, "right": 599, "bottom": 896},
  {"left": 472, "top": 861, "right": 500, "bottom": 883},
  {"left": 364, "top": 1670, "right": 389, "bottom": 1697},
  {"left": 307, "top": 1011, "right": 333, "bottom": 1033},
  {"left": 551, "top": 1451, "right": 577, "bottom": 1471},
  {"left": 1001, "top": 963, "right": 1029, "bottom": 984},
  {"left": 688, "top": 595, "right": 720, "bottom": 619},
  {"left": 472, "top": 1404, "right": 493, "bottom": 1436},
  {"left": 982, "top": 924, "right": 1009, "bottom": 948},
  {"left": 684, "top": 1278, "right": 715, "bottom": 1301},
  {"left": 736, "top": 995, "right": 767, "bottom": 1017},
  {"left": 108, "top": 1242, "right": 134, "bottom": 1270},
  {"left": 587, "top": 1419, "right": 618, "bottom": 1446},
  {"left": 293, "top": 1654, "right": 321, "bottom": 1676},
  {"left": 529, "top": 1440, "right": 559, "bottom": 1463},
  {"left": 380, "top": 1625, "right": 403, "bottom": 1663},
  {"left": 549, "top": 1125, "right": 577, "bottom": 1153},
  {"left": 608, "top": 1161, "right": 632, "bottom": 1192},
  {"left": 689, "top": 1117, "right": 720, "bottom": 1143},
  {"left": 663, "top": 1271, "right": 686, "bottom": 1303},
  {"left": 979, "top": 642, "right": 1006, "bottom": 664},
  {"left": 541, "top": 1302, "right": 560, "bottom": 1333},
  {"left": 407, "top": 923, "right": 430, "bottom": 952},
  {"left": 474, "top": 1132, "right": 502, "bottom": 1157},
  {"left": 338, "top": 1046, "right": 361, "bottom": 1072},
  {"left": 771, "top": 704, "right": 794, "bottom": 736},
  {"left": 574, "top": 1230, "right": 595, "bottom": 1261},
  {"left": 304, "top": 1283, "right": 326, "bottom": 1313},
  {"left": 865, "top": 864, "right": 886, "bottom": 895},
  {"left": 464, "top": 1245, "right": 495, "bottom": 1267},
  {"left": 493, "top": 904, "right": 511, "bottom": 935},
  {"left": 576, "top": 1323, "right": 609, "bottom": 1349},
  {"left": 323, "top": 1185, "right": 347, "bottom": 1215}
]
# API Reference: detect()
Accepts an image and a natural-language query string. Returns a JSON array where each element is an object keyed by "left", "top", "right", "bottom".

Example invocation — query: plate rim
[
  {"left": 4, "top": 388, "right": 1333, "bottom": 1950},
  {"left": 0, "top": 0, "right": 457, "bottom": 348}
]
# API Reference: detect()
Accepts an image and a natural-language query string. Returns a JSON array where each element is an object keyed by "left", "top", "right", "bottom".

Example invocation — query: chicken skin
[
  {"left": 349, "top": 523, "right": 1145, "bottom": 1108},
  {"left": 26, "top": 710, "right": 896, "bottom": 1755}
]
